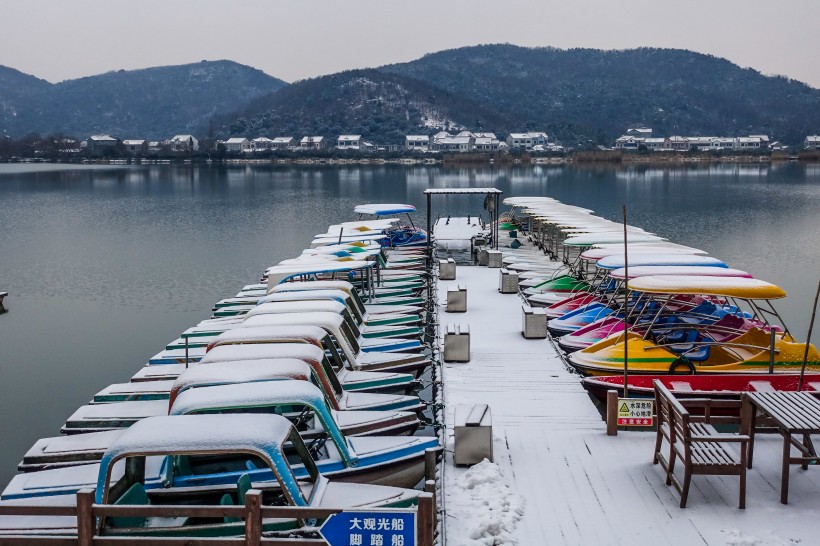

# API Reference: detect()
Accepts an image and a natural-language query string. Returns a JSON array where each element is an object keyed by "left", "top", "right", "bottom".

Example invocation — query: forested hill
[
  {"left": 3, "top": 46, "right": 820, "bottom": 145},
  {"left": 223, "top": 45, "right": 820, "bottom": 145},
  {"left": 0, "top": 61, "right": 287, "bottom": 139},
  {"left": 380, "top": 45, "right": 820, "bottom": 144},
  {"left": 220, "top": 69, "right": 508, "bottom": 144}
]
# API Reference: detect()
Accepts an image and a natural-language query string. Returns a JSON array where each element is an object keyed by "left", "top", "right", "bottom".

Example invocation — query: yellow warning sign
[{"left": 617, "top": 398, "right": 654, "bottom": 426}]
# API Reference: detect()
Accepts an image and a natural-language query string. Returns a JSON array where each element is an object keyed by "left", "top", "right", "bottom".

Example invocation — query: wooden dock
[{"left": 438, "top": 246, "right": 820, "bottom": 545}]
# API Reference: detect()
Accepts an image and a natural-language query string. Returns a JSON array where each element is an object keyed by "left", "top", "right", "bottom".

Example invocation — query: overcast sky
[{"left": 2, "top": 0, "right": 819, "bottom": 88}]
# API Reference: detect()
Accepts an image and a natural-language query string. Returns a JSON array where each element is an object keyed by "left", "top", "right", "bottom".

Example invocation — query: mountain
[
  {"left": 380, "top": 45, "right": 820, "bottom": 144},
  {"left": 0, "top": 61, "right": 287, "bottom": 139},
  {"left": 4, "top": 46, "right": 820, "bottom": 145},
  {"left": 218, "top": 69, "right": 507, "bottom": 144}
]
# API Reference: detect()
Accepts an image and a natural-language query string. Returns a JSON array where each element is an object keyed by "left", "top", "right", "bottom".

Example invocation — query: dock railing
[{"left": 0, "top": 489, "right": 436, "bottom": 546}]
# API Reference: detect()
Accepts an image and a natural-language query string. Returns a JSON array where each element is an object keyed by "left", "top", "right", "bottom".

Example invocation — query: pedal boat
[
  {"left": 568, "top": 275, "right": 820, "bottom": 375},
  {"left": 32, "top": 379, "right": 421, "bottom": 470},
  {"left": 1, "top": 414, "right": 422, "bottom": 538}
]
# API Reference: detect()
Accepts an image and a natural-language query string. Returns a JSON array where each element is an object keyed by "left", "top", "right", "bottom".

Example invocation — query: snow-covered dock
[{"left": 438, "top": 242, "right": 820, "bottom": 545}]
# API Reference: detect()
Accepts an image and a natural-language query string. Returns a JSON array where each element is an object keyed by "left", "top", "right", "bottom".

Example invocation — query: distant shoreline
[{"left": 1, "top": 152, "right": 815, "bottom": 168}]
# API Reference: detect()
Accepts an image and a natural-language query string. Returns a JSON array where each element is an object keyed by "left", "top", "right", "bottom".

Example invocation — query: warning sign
[{"left": 617, "top": 398, "right": 654, "bottom": 426}]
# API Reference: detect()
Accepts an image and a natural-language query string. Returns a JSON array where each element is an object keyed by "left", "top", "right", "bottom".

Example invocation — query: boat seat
[
  {"left": 237, "top": 473, "right": 252, "bottom": 505},
  {"left": 111, "top": 482, "right": 151, "bottom": 528},
  {"left": 749, "top": 381, "right": 776, "bottom": 392},
  {"left": 221, "top": 493, "right": 240, "bottom": 523}
]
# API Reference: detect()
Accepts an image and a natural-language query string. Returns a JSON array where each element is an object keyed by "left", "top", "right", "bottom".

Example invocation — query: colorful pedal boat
[{"left": 1, "top": 415, "right": 422, "bottom": 538}]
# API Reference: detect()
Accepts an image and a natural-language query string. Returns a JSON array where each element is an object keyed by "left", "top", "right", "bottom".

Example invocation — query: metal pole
[
  {"left": 768, "top": 329, "right": 777, "bottom": 374},
  {"left": 798, "top": 279, "right": 820, "bottom": 391},
  {"left": 623, "top": 205, "right": 629, "bottom": 399}
]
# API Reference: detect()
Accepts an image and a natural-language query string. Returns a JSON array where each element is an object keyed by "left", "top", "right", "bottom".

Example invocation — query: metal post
[
  {"left": 798, "top": 279, "right": 820, "bottom": 391},
  {"left": 768, "top": 329, "right": 777, "bottom": 374},
  {"left": 244, "top": 489, "right": 263, "bottom": 546},
  {"left": 606, "top": 389, "right": 618, "bottom": 436},
  {"left": 622, "top": 205, "right": 629, "bottom": 399},
  {"left": 76, "top": 488, "right": 96, "bottom": 546}
]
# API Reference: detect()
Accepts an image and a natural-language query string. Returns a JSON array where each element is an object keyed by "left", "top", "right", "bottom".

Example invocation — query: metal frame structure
[{"left": 423, "top": 188, "right": 503, "bottom": 254}]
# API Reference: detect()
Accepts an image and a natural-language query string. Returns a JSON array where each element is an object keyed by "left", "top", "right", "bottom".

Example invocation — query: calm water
[{"left": 1, "top": 162, "right": 819, "bottom": 487}]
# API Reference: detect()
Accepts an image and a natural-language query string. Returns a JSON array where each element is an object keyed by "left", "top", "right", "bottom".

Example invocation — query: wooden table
[{"left": 741, "top": 391, "right": 820, "bottom": 504}]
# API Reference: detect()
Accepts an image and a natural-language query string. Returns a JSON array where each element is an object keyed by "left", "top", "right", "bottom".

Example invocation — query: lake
[{"left": 0, "top": 162, "right": 818, "bottom": 488}]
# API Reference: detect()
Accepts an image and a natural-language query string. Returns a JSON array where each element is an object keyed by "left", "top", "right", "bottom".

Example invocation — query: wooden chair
[{"left": 653, "top": 380, "right": 749, "bottom": 508}]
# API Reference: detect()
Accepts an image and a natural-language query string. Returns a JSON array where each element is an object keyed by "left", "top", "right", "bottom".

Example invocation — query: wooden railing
[{"left": 0, "top": 489, "right": 436, "bottom": 546}]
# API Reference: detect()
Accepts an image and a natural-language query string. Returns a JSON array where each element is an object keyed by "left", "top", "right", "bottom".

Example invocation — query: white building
[
  {"left": 272, "top": 137, "right": 294, "bottom": 150},
  {"left": 626, "top": 127, "right": 653, "bottom": 138},
  {"left": 432, "top": 135, "right": 474, "bottom": 152},
  {"left": 805, "top": 136, "right": 820, "bottom": 150},
  {"left": 300, "top": 136, "right": 325, "bottom": 150},
  {"left": 735, "top": 136, "right": 763, "bottom": 150},
  {"left": 710, "top": 138, "right": 735, "bottom": 150},
  {"left": 506, "top": 132, "right": 548, "bottom": 149},
  {"left": 224, "top": 137, "right": 250, "bottom": 152},
  {"left": 473, "top": 136, "right": 501, "bottom": 151},
  {"left": 405, "top": 135, "right": 430, "bottom": 151},
  {"left": 170, "top": 134, "right": 198, "bottom": 152},
  {"left": 644, "top": 138, "right": 667, "bottom": 151},
  {"left": 667, "top": 136, "right": 690, "bottom": 151},
  {"left": 614, "top": 135, "right": 643, "bottom": 150},
  {"left": 86, "top": 135, "right": 119, "bottom": 152},
  {"left": 122, "top": 139, "right": 146, "bottom": 155},
  {"left": 336, "top": 135, "right": 362, "bottom": 150},
  {"left": 251, "top": 137, "right": 274, "bottom": 151}
]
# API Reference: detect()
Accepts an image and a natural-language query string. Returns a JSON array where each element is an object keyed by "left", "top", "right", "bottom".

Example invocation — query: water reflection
[{"left": 0, "top": 162, "right": 818, "bottom": 490}]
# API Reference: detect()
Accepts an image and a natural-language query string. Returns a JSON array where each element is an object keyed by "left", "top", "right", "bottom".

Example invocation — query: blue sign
[{"left": 319, "top": 510, "right": 415, "bottom": 546}]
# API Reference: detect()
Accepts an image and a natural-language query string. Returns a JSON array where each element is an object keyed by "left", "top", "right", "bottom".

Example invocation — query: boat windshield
[
  {"left": 342, "top": 309, "right": 362, "bottom": 337},
  {"left": 349, "top": 289, "right": 367, "bottom": 316},
  {"left": 339, "top": 322, "right": 361, "bottom": 354},
  {"left": 343, "top": 295, "right": 364, "bottom": 323},
  {"left": 321, "top": 335, "right": 348, "bottom": 375}
]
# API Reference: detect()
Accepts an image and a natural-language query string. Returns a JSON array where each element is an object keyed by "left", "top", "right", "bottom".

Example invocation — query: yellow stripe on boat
[{"left": 626, "top": 275, "right": 786, "bottom": 299}]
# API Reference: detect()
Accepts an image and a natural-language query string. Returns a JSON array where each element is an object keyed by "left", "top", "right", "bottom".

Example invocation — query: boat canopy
[
  {"left": 609, "top": 266, "right": 752, "bottom": 280},
  {"left": 626, "top": 275, "right": 787, "bottom": 299},
  {"left": 265, "top": 261, "right": 374, "bottom": 286},
  {"left": 209, "top": 322, "right": 337, "bottom": 349},
  {"left": 269, "top": 281, "right": 364, "bottom": 314},
  {"left": 97, "top": 414, "right": 294, "bottom": 497},
  {"left": 580, "top": 245, "right": 707, "bottom": 261},
  {"left": 595, "top": 254, "right": 728, "bottom": 270},
  {"left": 245, "top": 300, "right": 347, "bottom": 319},
  {"left": 310, "top": 234, "right": 387, "bottom": 248},
  {"left": 257, "top": 289, "right": 350, "bottom": 307},
  {"left": 170, "top": 380, "right": 328, "bottom": 417},
  {"left": 354, "top": 204, "right": 416, "bottom": 216},
  {"left": 170, "top": 359, "right": 313, "bottom": 406},
  {"left": 563, "top": 233, "right": 667, "bottom": 247},
  {"left": 200, "top": 343, "right": 331, "bottom": 369}
]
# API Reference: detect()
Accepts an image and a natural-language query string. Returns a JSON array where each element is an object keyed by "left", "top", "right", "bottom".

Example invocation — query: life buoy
[{"left": 668, "top": 357, "right": 696, "bottom": 375}]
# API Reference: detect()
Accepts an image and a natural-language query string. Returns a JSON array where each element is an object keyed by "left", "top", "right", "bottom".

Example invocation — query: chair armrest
[{"left": 690, "top": 434, "right": 750, "bottom": 443}]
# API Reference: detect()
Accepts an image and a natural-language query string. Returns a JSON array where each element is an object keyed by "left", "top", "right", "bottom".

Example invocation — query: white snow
[
  {"left": 445, "top": 458, "right": 524, "bottom": 546},
  {"left": 439, "top": 238, "right": 820, "bottom": 546}
]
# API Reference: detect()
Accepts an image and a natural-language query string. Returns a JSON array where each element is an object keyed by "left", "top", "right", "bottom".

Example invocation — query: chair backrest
[
  {"left": 221, "top": 493, "right": 240, "bottom": 523},
  {"left": 237, "top": 473, "right": 252, "bottom": 505},
  {"left": 653, "top": 379, "right": 691, "bottom": 445},
  {"left": 110, "top": 482, "right": 150, "bottom": 528}
]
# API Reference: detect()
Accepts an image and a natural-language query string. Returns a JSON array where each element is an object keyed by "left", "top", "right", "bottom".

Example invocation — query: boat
[
  {"left": 582, "top": 373, "right": 820, "bottom": 403},
  {"left": 1, "top": 414, "right": 423, "bottom": 537},
  {"left": 138, "top": 334, "right": 421, "bottom": 394},
  {"left": 28, "top": 379, "right": 421, "bottom": 470},
  {"left": 567, "top": 275, "right": 820, "bottom": 376}
]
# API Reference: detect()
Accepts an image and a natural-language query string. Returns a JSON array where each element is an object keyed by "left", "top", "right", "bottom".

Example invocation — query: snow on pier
[{"left": 438, "top": 242, "right": 820, "bottom": 545}]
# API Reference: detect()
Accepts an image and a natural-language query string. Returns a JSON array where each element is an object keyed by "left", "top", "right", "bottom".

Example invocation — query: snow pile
[
  {"left": 447, "top": 459, "right": 524, "bottom": 546},
  {"left": 721, "top": 528, "right": 800, "bottom": 546}
]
